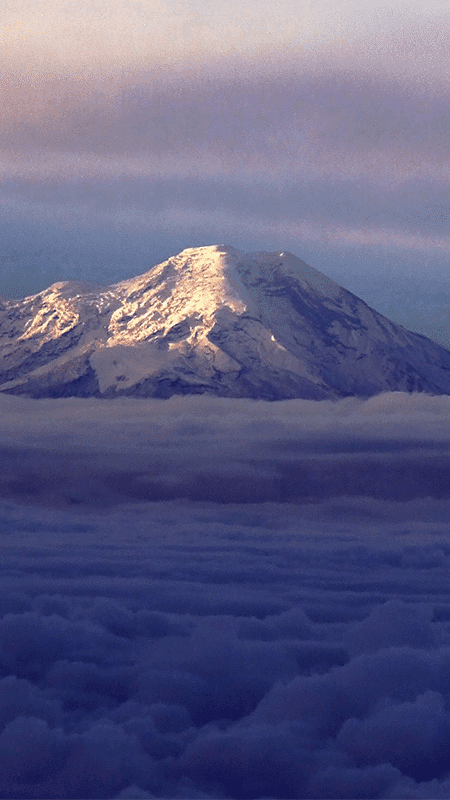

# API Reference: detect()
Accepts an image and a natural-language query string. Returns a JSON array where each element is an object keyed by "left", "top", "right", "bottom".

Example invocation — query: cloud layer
[
  {"left": 1, "top": 392, "right": 450, "bottom": 507},
  {"left": 1, "top": 393, "right": 450, "bottom": 797}
]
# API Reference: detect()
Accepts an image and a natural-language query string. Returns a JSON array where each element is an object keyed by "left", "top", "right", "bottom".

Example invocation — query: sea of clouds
[{"left": 1, "top": 392, "right": 450, "bottom": 799}]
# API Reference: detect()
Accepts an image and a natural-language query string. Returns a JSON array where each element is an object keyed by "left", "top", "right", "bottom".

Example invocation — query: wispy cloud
[{"left": 2, "top": 61, "right": 449, "bottom": 260}]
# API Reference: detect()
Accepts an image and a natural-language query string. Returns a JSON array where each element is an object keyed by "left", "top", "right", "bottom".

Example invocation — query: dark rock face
[{"left": 1, "top": 245, "right": 450, "bottom": 400}]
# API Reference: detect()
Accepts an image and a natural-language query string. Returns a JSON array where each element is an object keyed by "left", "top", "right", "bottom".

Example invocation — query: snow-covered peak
[
  {"left": 116, "top": 244, "right": 247, "bottom": 314},
  {"left": 1, "top": 244, "right": 450, "bottom": 400},
  {"left": 111, "top": 244, "right": 344, "bottom": 343}
]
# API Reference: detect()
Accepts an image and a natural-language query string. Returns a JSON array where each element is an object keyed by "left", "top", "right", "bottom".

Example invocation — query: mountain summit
[{"left": 1, "top": 244, "right": 450, "bottom": 399}]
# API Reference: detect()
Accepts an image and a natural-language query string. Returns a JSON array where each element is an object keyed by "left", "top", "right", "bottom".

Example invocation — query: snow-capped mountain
[{"left": 1, "top": 244, "right": 450, "bottom": 399}]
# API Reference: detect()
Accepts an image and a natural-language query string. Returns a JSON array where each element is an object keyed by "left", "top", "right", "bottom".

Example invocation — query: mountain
[{"left": 1, "top": 244, "right": 450, "bottom": 400}]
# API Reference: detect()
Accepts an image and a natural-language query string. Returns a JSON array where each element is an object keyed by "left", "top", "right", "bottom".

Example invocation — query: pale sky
[{"left": 1, "top": 0, "right": 450, "bottom": 344}]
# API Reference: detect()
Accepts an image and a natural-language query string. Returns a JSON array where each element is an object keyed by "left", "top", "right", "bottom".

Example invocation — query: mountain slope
[{"left": 1, "top": 244, "right": 450, "bottom": 400}]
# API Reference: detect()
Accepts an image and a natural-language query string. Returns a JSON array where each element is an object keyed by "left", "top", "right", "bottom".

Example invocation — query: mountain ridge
[{"left": 1, "top": 244, "right": 450, "bottom": 400}]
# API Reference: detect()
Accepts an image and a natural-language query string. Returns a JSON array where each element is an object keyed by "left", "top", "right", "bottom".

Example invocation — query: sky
[
  {"left": 2, "top": 392, "right": 450, "bottom": 798},
  {"left": 1, "top": 0, "right": 450, "bottom": 345}
]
